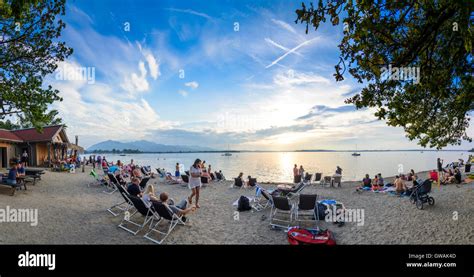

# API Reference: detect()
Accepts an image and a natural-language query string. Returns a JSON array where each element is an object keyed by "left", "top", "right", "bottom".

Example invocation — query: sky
[{"left": 44, "top": 0, "right": 473, "bottom": 150}]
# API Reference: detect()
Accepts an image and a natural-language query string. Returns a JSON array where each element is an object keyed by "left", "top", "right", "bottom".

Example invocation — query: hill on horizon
[{"left": 86, "top": 140, "right": 215, "bottom": 152}]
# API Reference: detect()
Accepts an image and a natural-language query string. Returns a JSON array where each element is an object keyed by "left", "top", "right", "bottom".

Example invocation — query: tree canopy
[
  {"left": 295, "top": 0, "right": 473, "bottom": 149},
  {"left": 0, "top": 0, "right": 72, "bottom": 131}
]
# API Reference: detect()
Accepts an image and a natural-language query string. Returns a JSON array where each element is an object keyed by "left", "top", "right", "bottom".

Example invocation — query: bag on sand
[
  {"left": 237, "top": 195, "right": 251, "bottom": 211},
  {"left": 287, "top": 227, "right": 336, "bottom": 245}
]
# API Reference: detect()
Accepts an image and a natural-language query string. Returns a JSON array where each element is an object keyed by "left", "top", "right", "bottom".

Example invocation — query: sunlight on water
[{"left": 86, "top": 151, "right": 469, "bottom": 183}]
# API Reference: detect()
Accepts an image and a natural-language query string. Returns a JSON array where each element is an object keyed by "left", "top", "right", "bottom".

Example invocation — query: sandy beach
[{"left": 0, "top": 167, "right": 473, "bottom": 245}]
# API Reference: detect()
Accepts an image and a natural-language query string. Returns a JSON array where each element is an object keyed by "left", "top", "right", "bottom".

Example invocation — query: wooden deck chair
[{"left": 144, "top": 201, "right": 187, "bottom": 244}]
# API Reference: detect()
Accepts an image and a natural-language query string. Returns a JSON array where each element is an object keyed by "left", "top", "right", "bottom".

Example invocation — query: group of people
[
  {"left": 103, "top": 158, "right": 197, "bottom": 218},
  {"left": 436, "top": 158, "right": 465, "bottom": 185},
  {"left": 234, "top": 172, "right": 257, "bottom": 188},
  {"left": 292, "top": 164, "right": 306, "bottom": 183},
  {"left": 2, "top": 159, "right": 27, "bottom": 186}
]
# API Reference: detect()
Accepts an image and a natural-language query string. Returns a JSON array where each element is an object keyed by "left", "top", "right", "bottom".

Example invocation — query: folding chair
[
  {"left": 144, "top": 201, "right": 187, "bottom": 244},
  {"left": 252, "top": 186, "right": 273, "bottom": 212},
  {"left": 118, "top": 195, "right": 160, "bottom": 235},
  {"left": 295, "top": 194, "right": 318, "bottom": 223},
  {"left": 269, "top": 196, "right": 295, "bottom": 229},
  {"left": 233, "top": 178, "right": 244, "bottom": 189},
  {"left": 103, "top": 173, "right": 119, "bottom": 194},
  {"left": 87, "top": 169, "right": 102, "bottom": 187},
  {"left": 139, "top": 177, "right": 151, "bottom": 191},
  {"left": 332, "top": 176, "right": 342, "bottom": 187},
  {"left": 321, "top": 176, "right": 332, "bottom": 187},
  {"left": 107, "top": 179, "right": 134, "bottom": 217},
  {"left": 303, "top": 173, "right": 313, "bottom": 184},
  {"left": 314, "top": 173, "right": 322, "bottom": 185}
]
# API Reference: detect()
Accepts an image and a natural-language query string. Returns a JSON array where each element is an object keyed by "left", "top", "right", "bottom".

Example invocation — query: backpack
[
  {"left": 237, "top": 195, "right": 251, "bottom": 211},
  {"left": 287, "top": 227, "right": 336, "bottom": 245}
]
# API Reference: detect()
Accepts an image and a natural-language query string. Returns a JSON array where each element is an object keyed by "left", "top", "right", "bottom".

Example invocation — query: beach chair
[
  {"left": 233, "top": 178, "right": 244, "bottom": 189},
  {"left": 107, "top": 178, "right": 134, "bottom": 217},
  {"left": 139, "top": 177, "right": 151, "bottom": 191},
  {"left": 314, "top": 173, "right": 322, "bottom": 185},
  {"left": 270, "top": 196, "right": 295, "bottom": 229},
  {"left": 321, "top": 176, "right": 332, "bottom": 187},
  {"left": 201, "top": 176, "right": 209, "bottom": 186},
  {"left": 304, "top": 173, "right": 313, "bottom": 184},
  {"left": 248, "top": 178, "right": 257, "bottom": 187},
  {"left": 144, "top": 201, "right": 187, "bottom": 244},
  {"left": 103, "top": 173, "right": 119, "bottom": 194},
  {"left": 332, "top": 176, "right": 342, "bottom": 187},
  {"left": 87, "top": 169, "right": 102, "bottom": 187},
  {"left": 118, "top": 195, "right": 160, "bottom": 235},
  {"left": 252, "top": 186, "right": 273, "bottom": 212},
  {"left": 295, "top": 194, "right": 318, "bottom": 224}
]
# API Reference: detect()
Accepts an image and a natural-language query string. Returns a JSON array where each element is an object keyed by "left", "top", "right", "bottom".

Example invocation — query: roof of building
[
  {"left": 0, "top": 129, "right": 23, "bottom": 142},
  {"left": 0, "top": 125, "right": 71, "bottom": 144}
]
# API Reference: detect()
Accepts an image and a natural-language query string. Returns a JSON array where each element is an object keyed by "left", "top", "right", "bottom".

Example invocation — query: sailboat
[
  {"left": 222, "top": 144, "right": 232, "bottom": 156},
  {"left": 352, "top": 145, "right": 361, "bottom": 156}
]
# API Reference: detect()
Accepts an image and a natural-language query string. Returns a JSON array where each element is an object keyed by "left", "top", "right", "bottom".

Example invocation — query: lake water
[{"left": 84, "top": 151, "right": 470, "bottom": 183}]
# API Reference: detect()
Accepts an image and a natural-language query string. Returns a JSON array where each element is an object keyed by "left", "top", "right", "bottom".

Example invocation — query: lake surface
[{"left": 84, "top": 151, "right": 470, "bottom": 183}]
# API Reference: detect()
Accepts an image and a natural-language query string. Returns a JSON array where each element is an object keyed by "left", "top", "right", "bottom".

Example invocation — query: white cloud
[
  {"left": 178, "top": 90, "right": 188, "bottom": 97},
  {"left": 145, "top": 53, "right": 160, "bottom": 80},
  {"left": 121, "top": 61, "right": 149, "bottom": 95},
  {"left": 184, "top": 81, "right": 199, "bottom": 89}
]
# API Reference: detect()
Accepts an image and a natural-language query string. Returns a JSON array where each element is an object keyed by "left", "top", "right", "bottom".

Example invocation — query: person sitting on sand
[
  {"left": 394, "top": 175, "right": 407, "bottom": 193},
  {"left": 142, "top": 184, "right": 159, "bottom": 207},
  {"left": 356, "top": 174, "right": 372, "bottom": 192},
  {"left": 372, "top": 175, "right": 380, "bottom": 191},
  {"left": 127, "top": 177, "right": 142, "bottom": 197},
  {"left": 157, "top": 192, "right": 196, "bottom": 220},
  {"left": 376, "top": 173, "right": 384, "bottom": 187},
  {"left": 235, "top": 172, "right": 245, "bottom": 187}
]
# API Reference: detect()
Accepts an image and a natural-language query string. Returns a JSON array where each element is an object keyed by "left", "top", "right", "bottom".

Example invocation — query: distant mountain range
[{"left": 86, "top": 140, "right": 215, "bottom": 153}]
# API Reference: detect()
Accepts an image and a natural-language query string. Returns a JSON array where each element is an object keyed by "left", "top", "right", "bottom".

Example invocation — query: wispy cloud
[
  {"left": 166, "top": 8, "right": 213, "bottom": 20},
  {"left": 178, "top": 90, "right": 188, "bottom": 97},
  {"left": 271, "top": 19, "right": 297, "bottom": 34}
]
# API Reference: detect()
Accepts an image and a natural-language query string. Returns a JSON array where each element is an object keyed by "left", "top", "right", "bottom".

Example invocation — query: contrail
[
  {"left": 265, "top": 37, "right": 319, "bottom": 69},
  {"left": 264, "top": 38, "right": 303, "bottom": 57}
]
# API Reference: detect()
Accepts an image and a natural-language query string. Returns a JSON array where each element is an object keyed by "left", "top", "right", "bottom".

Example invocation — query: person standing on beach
[
  {"left": 175, "top": 163, "right": 180, "bottom": 178},
  {"left": 437, "top": 158, "right": 444, "bottom": 186},
  {"left": 293, "top": 164, "right": 299, "bottom": 183},
  {"left": 188, "top": 159, "right": 202, "bottom": 208},
  {"left": 299, "top": 165, "right": 305, "bottom": 180},
  {"left": 21, "top": 150, "right": 28, "bottom": 167}
]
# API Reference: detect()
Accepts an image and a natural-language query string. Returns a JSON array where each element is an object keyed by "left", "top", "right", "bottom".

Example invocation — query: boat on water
[
  {"left": 352, "top": 144, "right": 361, "bottom": 156},
  {"left": 222, "top": 144, "right": 232, "bottom": 156}
]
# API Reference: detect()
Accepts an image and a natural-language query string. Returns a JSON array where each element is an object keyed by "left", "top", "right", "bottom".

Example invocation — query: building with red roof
[{"left": 0, "top": 125, "right": 83, "bottom": 167}]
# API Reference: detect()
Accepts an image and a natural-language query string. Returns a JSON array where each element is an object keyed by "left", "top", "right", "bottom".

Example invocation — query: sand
[{"left": 0, "top": 167, "right": 473, "bottom": 244}]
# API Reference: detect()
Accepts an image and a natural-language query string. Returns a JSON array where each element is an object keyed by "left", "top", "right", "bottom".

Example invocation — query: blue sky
[{"left": 46, "top": 0, "right": 473, "bottom": 150}]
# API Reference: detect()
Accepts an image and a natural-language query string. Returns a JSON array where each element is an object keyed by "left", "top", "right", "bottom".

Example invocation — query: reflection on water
[{"left": 86, "top": 151, "right": 468, "bottom": 183}]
